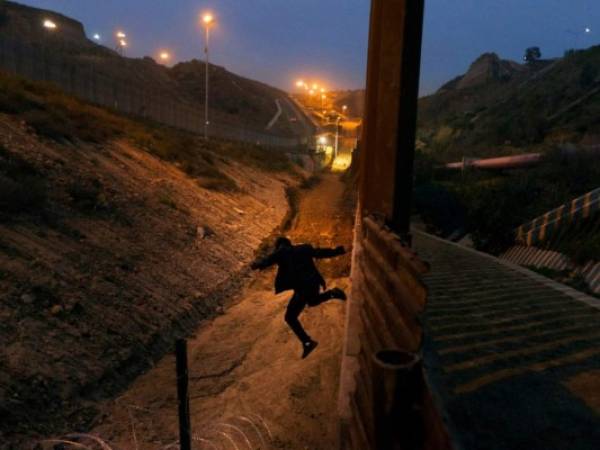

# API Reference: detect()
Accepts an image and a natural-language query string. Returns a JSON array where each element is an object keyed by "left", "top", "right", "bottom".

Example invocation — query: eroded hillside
[
  {"left": 418, "top": 47, "right": 600, "bottom": 161},
  {"left": 0, "top": 71, "right": 302, "bottom": 446}
]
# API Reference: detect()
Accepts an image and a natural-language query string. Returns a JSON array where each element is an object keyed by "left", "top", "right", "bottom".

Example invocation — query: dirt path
[{"left": 93, "top": 173, "right": 355, "bottom": 450}]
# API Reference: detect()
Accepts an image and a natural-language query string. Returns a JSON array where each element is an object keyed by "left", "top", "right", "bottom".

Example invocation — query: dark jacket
[{"left": 252, "top": 244, "right": 344, "bottom": 293}]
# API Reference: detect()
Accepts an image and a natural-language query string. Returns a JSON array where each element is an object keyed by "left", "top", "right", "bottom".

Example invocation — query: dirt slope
[
  {"left": 0, "top": 112, "right": 300, "bottom": 447},
  {"left": 91, "top": 173, "right": 355, "bottom": 450}
]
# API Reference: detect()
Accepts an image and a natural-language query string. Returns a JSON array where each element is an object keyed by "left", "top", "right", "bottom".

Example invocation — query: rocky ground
[
  {"left": 89, "top": 173, "right": 356, "bottom": 450},
  {"left": 0, "top": 113, "right": 302, "bottom": 447}
]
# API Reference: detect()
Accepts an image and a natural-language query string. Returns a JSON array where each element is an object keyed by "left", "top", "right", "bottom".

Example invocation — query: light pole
[
  {"left": 334, "top": 116, "right": 341, "bottom": 159},
  {"left": 202, "top": 13, "right": 214, "bottom": 140},
  {"left": 115, "top": 31, "right": 127, "bottom": 56}
]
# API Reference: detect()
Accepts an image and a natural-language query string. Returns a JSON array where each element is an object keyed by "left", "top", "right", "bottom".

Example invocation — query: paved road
[
  {"left": 279, "top": 95, "right": 317, "bottom": 140},
  {"left": 93, "top": 174, "right": 354, "bottom": 450},
  {"left": 414, "top": 232, "right": 600, "bottom": 450}
]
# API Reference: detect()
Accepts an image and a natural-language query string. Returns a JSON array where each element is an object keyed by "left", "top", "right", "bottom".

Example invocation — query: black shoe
[
  {"left": 302, "top": 340, "right": 318, "bottom": 359},
  {"left": 330, "top": 287, "right": 347, "bottom": 301}
]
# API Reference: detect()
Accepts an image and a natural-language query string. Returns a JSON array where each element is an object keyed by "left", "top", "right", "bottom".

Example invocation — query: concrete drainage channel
[{"left": 34, "top": 414, "right": 275, "bottom": 449}]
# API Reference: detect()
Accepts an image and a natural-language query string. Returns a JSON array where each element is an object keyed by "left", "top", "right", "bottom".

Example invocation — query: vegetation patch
[
  {"left": 0, "top": 145, "right": 47, "bottom": 219},
  {"left": 0, "top": 70, "right": 293, "bottom": 194},
  {"left": 414, "top": 148, "right": 600, "bottom": 255}
]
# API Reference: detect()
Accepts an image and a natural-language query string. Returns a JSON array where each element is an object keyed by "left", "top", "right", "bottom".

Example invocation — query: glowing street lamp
[
  {"left": 309, "top": 89, "right": 315, "bottom": 96},
  {"left": 115, "top": 31, "right": 128, "bottom": 55},
  {"left": 202, "top": 13, "right": 214, "bottom": 25},
  {"left": 296, "top": 79, "right": 305, "bottom": 88},
  {"left": 342, "top": 105, "right": 348, "bottom": 114},
  {"left": 318, "top": 136, "right": 328, "bottom": 148},
  {"left": 585, "top": 27, "right": 592, "bottom": 34},
  {"left": 43, "top": 19, "right": 57, "bottom": 30},
  {"left": 93, "top": 33, "right": 101, "bottom": 41},
  {"left": 201, "top": 12, "right": 215, "bottom": 140},
  {"left": 159, "top": 51, "right": 171, "bottom": 62}
]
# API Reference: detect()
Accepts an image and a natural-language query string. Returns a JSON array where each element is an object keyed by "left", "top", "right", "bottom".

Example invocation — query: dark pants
[{"left": 284, "top": 283, "right": 336, "bottom": 344}]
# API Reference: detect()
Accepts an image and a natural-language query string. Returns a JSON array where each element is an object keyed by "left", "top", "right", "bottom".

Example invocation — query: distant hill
[
  {"left": 0, "top": 1, "right": 298, "bottom": 137},
  {"left": 418, "top": 48, "right": 600, "bottom": 161},
  {"left": 437, "top": 53, "right": 529, "bottom": 92}
]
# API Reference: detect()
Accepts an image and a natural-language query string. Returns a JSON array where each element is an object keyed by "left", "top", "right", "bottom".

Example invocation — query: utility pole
[
  {"left": 202, "top": 14, "right": 214, "bottom": 140},
  {"left": 334, "top": 116, "right": 341, "bottom": 160}
]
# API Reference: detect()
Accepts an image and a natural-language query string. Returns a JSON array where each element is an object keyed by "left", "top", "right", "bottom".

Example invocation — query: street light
[
  {"left": 115, "top": 31, "right": 127, "bottom": 55},
  {"left": 296, "top": 79, "right": 305, "bottom": 88},
  {"left": 43, "top": 19, "right": 57, "bottom": 30},
  {"left": 93, "top": 33, "right": 101, "bottom": 41},
  {"left": 334, "top": 116, "right": 341, "bottom": 159},
  {"left": 201, "top": 12, "right": 215, "bottom": 140},
  {"left": 159, "top": 51, "right": 171, "bottom": 63}
]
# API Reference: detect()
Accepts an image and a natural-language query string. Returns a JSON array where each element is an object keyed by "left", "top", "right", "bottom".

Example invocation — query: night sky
[{"left": 15, "top": 0, "right": 600, "bottom": 95}]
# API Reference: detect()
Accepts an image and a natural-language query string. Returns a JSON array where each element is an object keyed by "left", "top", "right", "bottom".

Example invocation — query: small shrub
[
  {"left": 197, "top": 175, "right": 239, "bottom": 192},
  {"left": 0, "top": 146, "right": 47, "bottom": 218},
  {"left": 68, "top": 179, "right": 104, "bottom": 211},
  {"left": 0, "top": 175, "right": 47, "bottom": 216},
  {"left": 21, "top": 109, "right": 75, "bottom": 142},
  {"left": 158, "top": 193, "right": 177, "bottom": 209}
]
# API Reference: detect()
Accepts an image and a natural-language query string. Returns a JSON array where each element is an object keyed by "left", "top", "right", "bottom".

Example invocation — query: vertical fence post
[{"left": 176, "top": 339, "right": 192, "bottom": 450}]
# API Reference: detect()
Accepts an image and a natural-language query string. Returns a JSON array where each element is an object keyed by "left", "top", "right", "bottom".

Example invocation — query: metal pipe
[
  {"left": 444, "top": 153, "right": 543, "bottom": 170},
  {"left": 371, "top": 350, "right": 423, "bottom": 450}
]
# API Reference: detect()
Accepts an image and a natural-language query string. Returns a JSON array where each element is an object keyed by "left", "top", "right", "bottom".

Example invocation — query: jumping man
[{"left": 251, "top": 237, "right": 347, "bottom": 359}]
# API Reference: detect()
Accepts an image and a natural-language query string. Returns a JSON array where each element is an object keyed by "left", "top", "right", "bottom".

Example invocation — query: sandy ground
[
  {"left": 0, "top": 114, "right": 299, "bottom": 447},
  {"left": 92, "top": 173, "right": 355, "bottom": 450}
]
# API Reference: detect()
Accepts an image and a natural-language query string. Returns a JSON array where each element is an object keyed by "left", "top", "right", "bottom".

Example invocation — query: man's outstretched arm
[
  {"left": 312, "top": 245, "right": 346, "bottom": 259},
  {"left": 250, "top": 251, "right": 279, "bottom": 270}
]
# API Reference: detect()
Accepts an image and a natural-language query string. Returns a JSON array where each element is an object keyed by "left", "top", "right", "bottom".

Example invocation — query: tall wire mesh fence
[{"left": 0, "top": 37, "right": 308, "bottom": 148}]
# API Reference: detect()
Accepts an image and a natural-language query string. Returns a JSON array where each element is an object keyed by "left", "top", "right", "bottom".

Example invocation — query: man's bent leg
[
  {"left": 308, "top": 287, "right": 347, "bottom": 307},
  {"left": 285, "top": 291, "right": 311, "bottom": 344}
]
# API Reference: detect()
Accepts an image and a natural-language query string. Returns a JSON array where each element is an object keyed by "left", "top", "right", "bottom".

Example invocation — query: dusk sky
[{"left": 16, "top": 0, "right": 600, "bottom": 95}]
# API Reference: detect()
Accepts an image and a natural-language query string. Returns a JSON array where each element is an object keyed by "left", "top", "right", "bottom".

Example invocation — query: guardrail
[
  {"left": 515, "top": 187, "right": 600, "bottom": 246},
  {"left": 0, "top": 36, "right": 307, "bottom": 148}
]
